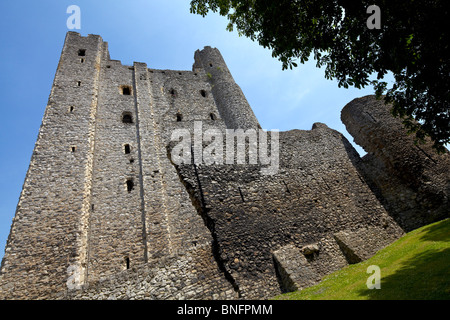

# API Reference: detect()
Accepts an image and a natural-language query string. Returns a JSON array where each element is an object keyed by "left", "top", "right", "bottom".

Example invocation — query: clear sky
[{"left": 0, "top": 0, "right": 381, "bottom": 261}]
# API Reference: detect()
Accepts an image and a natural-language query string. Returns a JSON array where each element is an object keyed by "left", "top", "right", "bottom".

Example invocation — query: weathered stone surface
[
  {"left": 1, "top": 33, "right": 446, "bottom": 300},
  {"left": 342, "top": 95, "right": 450, "bottom": 231},
  {"left": 273, "top": 244, "right": 321, "bottom": 292},
  {"left": 172, "top": 124, "right": 404, "bottom": 299},
  {"left": 333, "top": 226, "right": 400, "bottom": 264}
]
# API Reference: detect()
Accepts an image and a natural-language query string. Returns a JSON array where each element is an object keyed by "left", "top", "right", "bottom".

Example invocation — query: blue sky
[{"left": 0, "top": 0, "right": 381, "bottom": 261}]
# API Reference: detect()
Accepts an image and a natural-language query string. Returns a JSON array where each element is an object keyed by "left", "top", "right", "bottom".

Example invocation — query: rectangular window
[
  {"left": 121, "top": 86, "right": 131, "bottom": 95},
  {"left": 126, "top": 179, "right": 134, "bottom": 192}
]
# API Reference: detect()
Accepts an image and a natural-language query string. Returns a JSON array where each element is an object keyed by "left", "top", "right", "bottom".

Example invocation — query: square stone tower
[{"left": 0, "top": 32, "right": 257, "bottom": 299}]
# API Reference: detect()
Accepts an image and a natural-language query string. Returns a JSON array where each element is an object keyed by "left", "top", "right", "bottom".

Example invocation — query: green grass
[{"left": 274, "top": 218, "right": 450, "bottom": 300}]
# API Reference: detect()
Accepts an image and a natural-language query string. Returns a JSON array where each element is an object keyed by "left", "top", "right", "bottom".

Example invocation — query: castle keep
[{"left": 0, "top": 32, "right": 448, "bottom": 300}]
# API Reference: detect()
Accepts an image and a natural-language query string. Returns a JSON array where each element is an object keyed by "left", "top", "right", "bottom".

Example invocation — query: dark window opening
[
  {"left": 78, "top": 49, "right": 86, "bottom": 56},
  {"left": 169, "top": 88, "right": 176, "bottom": 97},
  {"left": 69, "top": 106, "right": 74, "bottom": 113},
  {"left": 122, "top": 86, "right": 131, "bottom": 95},
  {"left": 91, "top": 204, "right": 94, "bottom": 211},
  {"left": 209, "top": 63, "right": 213, "bottom": 67},
  {"left": 80, "top": 58, "right": 85, "bottom": 63},
  {"left": 126, "top": 179, "right": 134, "bottom": 192},
  {"left": 200, "top": 90, "right": 207, "bottom": 97},
  {"left": 124, "top": 144, "right": 131, "bottom": 154},
  {"left": 71, "top": 146, "right": 76, "bottom": 152},
  {"left": 176, "top": 113, "right": 182, "bottom": 122},
  {"left": 238, "top": 187, "right": 245, "bottom": 202},
  {"left": 304, "top": 252, "right": 315, "bottom": 263},
  {"left": 125, "top": 257, "right": 130, "bottom": 269},
  {"left": 210, "top": 113, "right": 216, "bottom": 120},
  {"left": 129, "top": 159, "right": 135, "bottom": 164},
  {"left": 77, "top": 81, "right": 81, "bottom": 86},
  {"left": 122, "top": 113, "right": 133, "bottom": 124}
]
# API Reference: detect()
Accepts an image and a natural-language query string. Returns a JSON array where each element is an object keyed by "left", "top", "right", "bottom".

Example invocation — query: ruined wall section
[
  {"left": 172, "top": 123, "right": 404, "bottom": 299},
  {"left": 341, "top": 95, "right": 450, "bottom": 231},
  {"left": 85, "top": 47, "right": 235, "bottom": 288},
  {"left": 0, "top": 32, "right": 104, "bottom": 299},
  {"left": 142, "top": 67, "right": 226, "bottom": 256}
]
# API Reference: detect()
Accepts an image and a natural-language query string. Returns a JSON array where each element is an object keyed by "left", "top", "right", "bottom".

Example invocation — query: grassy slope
[{"left": 274, "top": 218, "right": 450, "bottom": 300}]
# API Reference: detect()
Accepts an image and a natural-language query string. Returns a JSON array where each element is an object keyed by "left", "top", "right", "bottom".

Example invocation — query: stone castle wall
[
  {"left": 342, "top": 96, "right": 449, "bottom": 231},
  {"left": 0, "top": 32, "right": 447, "bottom": 300},
  {"left": 171, "top": 124, "right": 404, "bottom": 298}
]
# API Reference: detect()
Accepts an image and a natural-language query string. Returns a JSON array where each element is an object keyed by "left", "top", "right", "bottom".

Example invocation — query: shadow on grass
[
  {"left": 355, "top": 219, "right": 450, "bottom": 300},
  {"left": 418, "top": 218, "right": 450, "bottom": 243}
]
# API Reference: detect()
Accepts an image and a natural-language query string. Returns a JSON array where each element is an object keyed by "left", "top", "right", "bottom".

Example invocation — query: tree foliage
[{"left": 190, "top": 0, "right": 450, "bottom": 152}]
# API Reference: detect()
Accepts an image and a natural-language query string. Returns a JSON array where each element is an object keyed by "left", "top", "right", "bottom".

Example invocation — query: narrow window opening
[
  {"left": 200, "top": 90, "right": 207, "bottom": 97},
  {"left": 129, "top": 159, "right": 135, "bottom": 164},
  {"left": 282, "top": 180, "right": 291, "bottom": 194},
  {"left": 78, "top": 49, "right": 86, "bottom": 56},
  {"left": 176, "top": 113, "right": 182, "bottom": 122},
  {"left": 125, "top": 257, "right": 130, "bottom": 269},
  {"left": 238, "top": 187, "right": 245, "bottom": 202},
  {"left": 210, "top": 113, "right": 216, "bottom": 121},
  {"left": 126, "top": 179, "right": 134, "bottom": 192},
  {"left": 77, "top": 81, "right": 81, "bottom": 87},
  {"left": 91, "top": 204, "right": 95, "bottom": 211},
  {"left": 69, "top": 106, "right": 74, "bottom": 113},
  {"left": 122, "top": 113, "right": 133, "bottom": 124},
  {"left": 80, "top": 58, "right": 85, "bottom": 63},
  {"left": 169, "top": 88, "right": 176, "bottom": 97},
  {"left": 209, "top": 63, "right": 213, "bottom": 67},
  {"left": 122, "top": 86, "right": 131, "bottom": 95},
  {"left": 124, "top": 144, "right": 131, "bottom": 154},
  {"left": 71, "top": 146, "right": 76, "bottom": 152}
]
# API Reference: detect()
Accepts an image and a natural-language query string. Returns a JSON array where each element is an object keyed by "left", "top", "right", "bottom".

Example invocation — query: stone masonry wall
[
  {"left": 0, "top": 32, "right": 104, "bottom": 299},
  {"left": 341, "top": 96, "right": 449, "bottom": 231},
  {"left": 5, "top": 33, "right": 442, "bottom": 301},
  {"left": 59, "top": 243, "right": 237, "bottom": 300},
  {"left": 0, "top": 33, "right": 234, "bottom": 299},
  {"left": 171, "top": 124, "right": 404, "bottom": 299}
]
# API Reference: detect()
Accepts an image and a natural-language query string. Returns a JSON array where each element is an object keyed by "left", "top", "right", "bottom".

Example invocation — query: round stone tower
[{"left": 193, "top": 46, "right": 261, "bottom": 130}]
